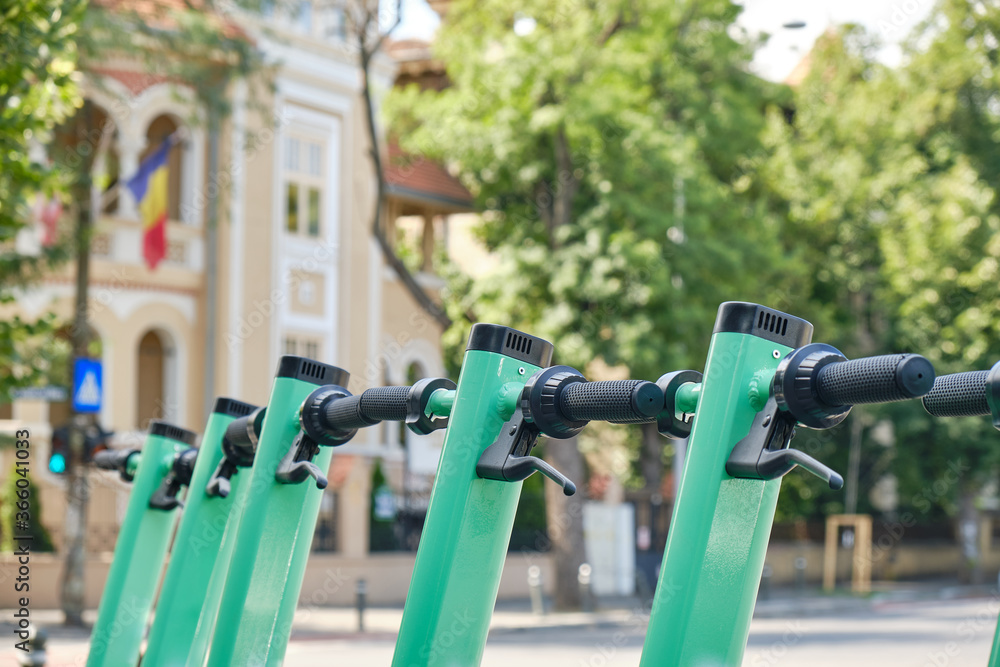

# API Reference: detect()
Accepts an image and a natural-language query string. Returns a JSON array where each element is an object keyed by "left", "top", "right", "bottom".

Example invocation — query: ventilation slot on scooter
[
  {"left": 505, "top": 331, "right": 532, "bottom": 356},
  {"left": 757, "top": 311, "right": 788, "bottom": 337},
  {"left": 300, "top": 360, "right": 326, "bottom": 381}
]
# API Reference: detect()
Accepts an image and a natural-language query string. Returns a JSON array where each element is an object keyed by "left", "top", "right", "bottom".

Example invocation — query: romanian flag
[{"left": 126, "top": 138, "right": 172, "bottom": 270}]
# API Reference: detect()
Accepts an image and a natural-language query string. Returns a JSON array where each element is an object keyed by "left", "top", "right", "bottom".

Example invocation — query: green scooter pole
[
  {"left": 920, "top": 362, "right": 1000, "bottom": 667},
  {"left": 392, "top": 324, "right": 578, "bottom": 667},
  {"left": 86, "top": 421, "right": 197, "bottom": 667},
  {"left": 390, "top": 326, "right": 668, "bottom": 666},
  {"left": 205, "top": 356, "right": 355, "bottom": 667},
  {"left": 142, "top": 397, "right": 261, "bottom": 667},
  {"left": 638, "top": 302, "right": 935, "bottom": 666},
  {"left": 204, "top": 357, "right": 457, "bottom": 666}
]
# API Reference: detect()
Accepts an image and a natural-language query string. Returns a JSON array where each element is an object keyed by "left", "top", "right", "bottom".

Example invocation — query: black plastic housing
[
  {"left": 713, "top": 302, "right": 813, "bottom": 349},
  {"left": 149, "top": 420, "right": 197, "bottom": 447},
  {"left": 275, "top": 355, "right": 350, "bottom": 387},
  {"left": 213, "top": 397, "right": 258, "bottom": 418},
  {"left": 466, "top": 323, "right": 554, "bottom": 367}
]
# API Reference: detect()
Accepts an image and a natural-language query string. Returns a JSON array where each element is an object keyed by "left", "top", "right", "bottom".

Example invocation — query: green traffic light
[{"left": 49, "top": 452, "right": 66, "bottom": 474}]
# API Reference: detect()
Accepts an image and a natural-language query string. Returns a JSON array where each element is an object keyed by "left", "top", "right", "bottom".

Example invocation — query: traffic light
[
  {"left": 49, "top": 423, "right": 114, "bottom": 474},
  {"left": 49, "top": 427, "right": 68, "bottom": 474}
]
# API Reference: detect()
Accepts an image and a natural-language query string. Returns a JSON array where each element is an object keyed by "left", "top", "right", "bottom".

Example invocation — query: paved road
[
  {"left": 3, "top": 595, "right": 997, "bottom": 666},
  {"left": 285, "top": 597, "right": 998, "bottom": 666}
]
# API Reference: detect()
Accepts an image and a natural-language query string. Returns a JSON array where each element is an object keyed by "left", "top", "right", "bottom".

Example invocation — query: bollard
[
  {"left": 578, "top": 563, "right": 594, "bottom": 612},
  {"left": 794, "top": 556, "right": 808, "bottom": 591},
  {"left": 759, "top": 564, "right": 773, "bottom": 601},
  {"left": 16, "top": 624, "right": 46, "bottom": 667},
  {"left": 356, "top": 578, "right": 367, "bottom": 633},
  {"left": 528, "top": 565, "right": 545, "bottom": 615}
]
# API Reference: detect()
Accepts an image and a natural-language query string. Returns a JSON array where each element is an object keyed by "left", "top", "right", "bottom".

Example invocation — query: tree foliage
[
  {"left": 0, "top": 0, "right": 86, "bottom": 401},
  {"left": 392, "top": 0, "right": 1000, "bottom": 526},
  {"left": 756, "top": 11, "right": 1000, "bottom": 520},
  {"left": 389, "top": 0, "right": 801, "bottom": 381}
]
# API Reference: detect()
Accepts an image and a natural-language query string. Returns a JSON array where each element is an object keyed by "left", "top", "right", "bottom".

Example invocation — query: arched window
[
  {"left": 52, "top": 99, "right": 119, "bottom": 215},
  {"left": 142, "top": 115, "right": 184, "bottom": 222},
  {"left": 136, "top": 329, "right": 177, "bottom": 428}
]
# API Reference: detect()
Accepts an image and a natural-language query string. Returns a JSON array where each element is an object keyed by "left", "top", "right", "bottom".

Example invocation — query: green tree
[
  {"left": 388, "top": 0, "right": 799, "bottom": 607},
  {"left": 759, "top": 28, "right": 913, "bottom": 524},
  {"left": 879, "top": 0, "right": 1000, "bottom": 582},
  {"left": 763, "top": 14, "right": 1000, "bottom": 582},
  {"left": 0, "top": 461, "right": 55, "bottom": 553},
  {"left": 0, "top": 0, "right": 86, "bottom": 401}
]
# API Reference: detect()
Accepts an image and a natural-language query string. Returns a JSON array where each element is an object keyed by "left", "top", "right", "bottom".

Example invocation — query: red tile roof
[
  {"left": 90, "top": 0, "right": 247, "bottom": 40},
  {"left": 384, "top": 142, "right": 474, "bottom": 211},
  {"left": 89, "top": 67, "right": 171, "bottom": 96},
  {"left": 387, "top": 39, "right": 433, "bottom": 59}
]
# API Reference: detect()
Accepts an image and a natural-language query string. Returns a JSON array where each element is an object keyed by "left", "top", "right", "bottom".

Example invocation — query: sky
[{"left": 390, "top": 0, "right": 936, "bottom": 82}]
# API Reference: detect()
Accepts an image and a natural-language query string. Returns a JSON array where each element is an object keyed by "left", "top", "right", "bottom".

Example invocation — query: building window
[
  {"left": 285, "top": 183, "right": 299, "bottom": 233},
  {"left": 296, "top": 0, "right": 312, "bottom": 33},
  {"left": 308, "top": 188, "right": 320, "bottom": 236},
  {"left": 285, "top": 137, "right": 300, "bottom": 171},
  {"left": 283, "top": 134, "right": 324, "bottom": 238},
  {"left": 283, "top": 335, "right": 320, "bottom": 361}
]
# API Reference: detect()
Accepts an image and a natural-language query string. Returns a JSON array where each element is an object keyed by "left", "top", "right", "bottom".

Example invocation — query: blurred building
[{"left": 0, "top": 1, "right": 552, "bottom": 608}]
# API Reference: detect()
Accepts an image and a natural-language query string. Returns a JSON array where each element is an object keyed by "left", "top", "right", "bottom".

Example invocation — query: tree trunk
[
  {"left": 543, "top": 435, "right": 587, "bottom": 610},
  {"left": 358, "top": 42, "right": 451, "bottom": 330},
  {"left": 957, "top": 487, "right": 983, "bottom": 585},
  {"left": 639, "top": 422, "right": 663, "bottom": 493},
  {"left": 61, "top": 208, "right": 92, "bottom": 626}
]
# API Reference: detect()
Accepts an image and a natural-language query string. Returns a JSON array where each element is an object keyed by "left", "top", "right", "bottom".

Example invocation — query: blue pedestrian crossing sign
[{"left": 72, "top": 358, "right": 103, "bottom": 413}]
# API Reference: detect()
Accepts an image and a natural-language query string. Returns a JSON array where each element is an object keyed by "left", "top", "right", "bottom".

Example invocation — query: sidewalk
[{"left": 3, "top": 581, "right": 998, "bottom": 665}]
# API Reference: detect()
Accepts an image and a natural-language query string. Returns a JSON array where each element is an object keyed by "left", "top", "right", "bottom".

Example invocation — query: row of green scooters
[{"left": 84, "top": 301, "right": 1000, "bottom": 666}]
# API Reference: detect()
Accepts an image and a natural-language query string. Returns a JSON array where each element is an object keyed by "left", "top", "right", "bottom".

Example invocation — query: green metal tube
[
  {"left": 990, "top": 617, "right": 1000, "bottom": 666},
  {"left": 639, "top": 302, "right": 813, "bottom": 666},
  {"left": 86, "top": 421, "right": 197, "bottom": 667},
  {"left": 427, "top": 388, "right": 456, "bottom": 417},
  {"left": 205, "top": 356, "right": 349, "bottom": 667},
  {"left": 675, "top": 382, "right": 701, "bottom": 414},
  {"left": 392, "top": 324, "right": 554, "bottom": 667},
  {"left": 124, "top": 453, "right": 139, "bottom": 480},
  {"left": 142, "top": 398, "right": 259, "bottom": 667}
]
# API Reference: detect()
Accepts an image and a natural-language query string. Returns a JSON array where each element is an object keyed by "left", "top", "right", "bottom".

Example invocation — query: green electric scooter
[
  {"left": 384, "top": 307, "right": 933, "bottom": 666},
  {"left": 638, "top": 301, "right": 935, "bottom": 665},
  {"left": 143, "top": 397, "right": 261, "bottom": 666},
  {"left": 87, "top": 421, "right": 197, "bottom": 667},
  {"left": 204, "top": 356, "right": 454, "bottom": 666},
  {"left": 390, "top": 323, "right": 667, "bottom": 667}
]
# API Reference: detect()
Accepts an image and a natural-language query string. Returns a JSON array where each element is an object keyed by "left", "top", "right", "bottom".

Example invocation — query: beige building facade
[{"left": 0, "top": 4, "right": 527, "bottom": 607}]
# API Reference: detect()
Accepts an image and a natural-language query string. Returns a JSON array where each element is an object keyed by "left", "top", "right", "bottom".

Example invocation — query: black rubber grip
[
  {"left": 558, "top": 380, "right": 663, "bottom": 424},
  {"left": 323, "top": 386, "right": 410, "bottom": 431},
  {"left": 922, "top": 371, "right": 991, "bottom": 417},
  {"left": 224, "top": 416, "right": 255, "bottom": 449},
  {"left": 94, "top": 449, "right": 132, "bottom": 471},
  {"left": 816, "top": 354, "right": 934, "bottom": 406}
]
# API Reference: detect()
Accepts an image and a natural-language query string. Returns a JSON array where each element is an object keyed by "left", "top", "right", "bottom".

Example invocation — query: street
[{"left": 3, "top": 592, "right": 997, "bottom": 666}]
